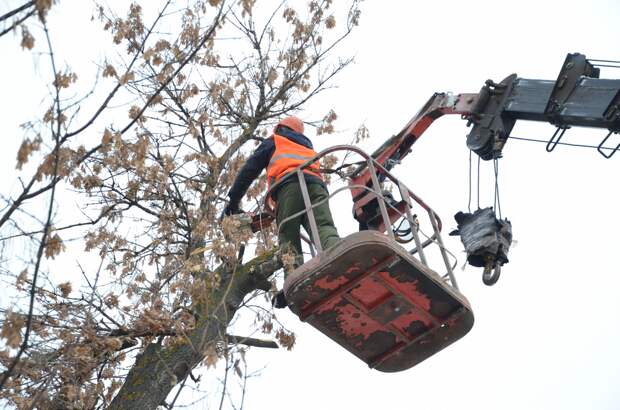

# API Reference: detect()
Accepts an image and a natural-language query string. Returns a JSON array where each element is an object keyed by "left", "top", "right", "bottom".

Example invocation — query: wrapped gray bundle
[{"left": 450, "top": 207, "right": 512, "bottom": 269}]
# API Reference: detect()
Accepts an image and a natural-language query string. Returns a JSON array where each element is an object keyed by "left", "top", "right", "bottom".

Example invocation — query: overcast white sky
[
  {"left": 1, "top": 1, "right": 619, "bottom": 409},
  {"left": 241, "top": 2, "right": 620, "bottom": 410}
]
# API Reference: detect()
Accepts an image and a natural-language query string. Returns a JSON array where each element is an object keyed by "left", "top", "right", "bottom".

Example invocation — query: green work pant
[{"left": 275, "top": 182, "right": 340, "bottom": 262}]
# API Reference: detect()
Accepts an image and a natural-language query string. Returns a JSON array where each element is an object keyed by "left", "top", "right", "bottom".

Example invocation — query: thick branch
[
  {"left": 109, "top": 247, "right": 282, "bottom": 409},
  {"left": 226, "top": 335, "right": 278, "bottom": 349},
  {"left": 108, "top": 328, "right": 279, "bottom": 350}
]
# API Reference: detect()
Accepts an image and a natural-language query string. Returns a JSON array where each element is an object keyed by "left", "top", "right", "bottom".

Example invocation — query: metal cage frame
[{"left": 260, "top": 144, "right": 460, "bottom": 290}]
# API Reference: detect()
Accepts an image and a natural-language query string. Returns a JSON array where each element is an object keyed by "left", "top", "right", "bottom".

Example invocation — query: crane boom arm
[{"left": 350, "top": 53, "right": 620, "bottom": 226}]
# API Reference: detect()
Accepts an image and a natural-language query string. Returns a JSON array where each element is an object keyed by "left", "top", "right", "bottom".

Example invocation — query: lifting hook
[{"left": 482, "top": 258, "right": 501, "bottom": 286}]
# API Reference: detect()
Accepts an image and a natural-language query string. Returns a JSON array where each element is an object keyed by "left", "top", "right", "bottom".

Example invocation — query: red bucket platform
[{"left": 284, "top": 231, "right": 474, "bottom": 372}]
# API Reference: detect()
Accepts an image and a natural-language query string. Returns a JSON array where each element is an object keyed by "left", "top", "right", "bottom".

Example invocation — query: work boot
[{"left": 272, "top": 290, "right": 288, "bottom": 309}]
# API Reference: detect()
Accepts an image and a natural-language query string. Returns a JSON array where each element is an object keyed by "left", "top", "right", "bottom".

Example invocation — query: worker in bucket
[{"left": 223, "top": 116, "right": 340, "bottom": 307}]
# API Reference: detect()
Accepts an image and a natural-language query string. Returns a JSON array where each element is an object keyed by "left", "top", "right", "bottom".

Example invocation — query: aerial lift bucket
[
  {"left": 256, "top": 146, "right": 474, "bottom": 371},
  {"left": 283, "top": 230, "right": 473, "bottom": 372}
]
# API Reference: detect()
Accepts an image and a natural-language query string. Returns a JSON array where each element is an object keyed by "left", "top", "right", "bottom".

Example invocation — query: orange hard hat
[{"left": 276, "top": 116, "right": 304, "bottom": 134}]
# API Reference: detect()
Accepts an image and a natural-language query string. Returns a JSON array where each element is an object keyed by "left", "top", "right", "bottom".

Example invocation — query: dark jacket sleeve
[{"left": 227, "top": 138, "right": 275, "bottom": 209}]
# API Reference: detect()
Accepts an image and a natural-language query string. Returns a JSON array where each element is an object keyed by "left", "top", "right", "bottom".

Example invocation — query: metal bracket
[
  {"left": 597, "top": 130, "right": 620, "bottom": 159},
  {"left": 466, "top": 74, "right": 518, "bottom": 160},
  {"left": 599, "top": 90, "right": 620, "bottom": 158},
  {"left": 544, "top": 53, "right": 600, "bottom": 124},
  {"left": 546, "top": 126, "right": 570, "bottom": 152}
]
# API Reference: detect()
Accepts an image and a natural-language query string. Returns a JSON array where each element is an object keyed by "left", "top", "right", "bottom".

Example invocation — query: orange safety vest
[{"left": 266, "top": 133, "right": 323, "bottom": 192}]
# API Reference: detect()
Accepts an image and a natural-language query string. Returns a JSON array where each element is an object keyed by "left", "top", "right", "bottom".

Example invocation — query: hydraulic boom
[{"left": 350, "top": 53, "right": 620, "bottom": 227}]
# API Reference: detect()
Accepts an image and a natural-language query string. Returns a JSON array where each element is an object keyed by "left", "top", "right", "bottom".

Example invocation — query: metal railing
[{"left": 260, "top": 145, "right": 460, "bottom": 289}]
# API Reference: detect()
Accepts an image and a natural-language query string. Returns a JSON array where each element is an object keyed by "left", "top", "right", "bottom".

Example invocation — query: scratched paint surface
[
  {"left": 312, "top": 299, "right": 396, "bottom": 357},
  {"left": 391, "top": 311, "right": 431, "bottom": 338},
  {"left": 378, "top": 271, "right": 432, "bottom": 312},
  {"left": 349, "top": 276, "right": 391, "bottom": 308},
  {"left": 314, "top": 274, "right": 349, "bottom": 291},
  {"left": 323, "top": 300, "right": 384, "bottom": 349},
  {"left": 285, "top": 231, "right": 474, "bottom": 371}
]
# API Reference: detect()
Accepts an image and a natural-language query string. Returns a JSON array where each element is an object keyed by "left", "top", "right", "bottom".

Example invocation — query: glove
[
  {"left": 219, "top": 203, "right": 243, "bottom": 221},
  {"left": 271, "top": 290, "right": 288, "bottom": 309},
  {"left": 224, "top": 204, "right": 243, "bottom": 216}
]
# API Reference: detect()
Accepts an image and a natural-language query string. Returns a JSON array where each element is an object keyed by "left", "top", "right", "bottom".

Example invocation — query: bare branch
[
  {"left": 0, "top": 8, "right": 35, "bottom": 38},
  {"left": 0, "top": 1, "right": 34, "bottom": 24},
  {"left": 0, "top": 22, "right": 63, "bottom": 391}
]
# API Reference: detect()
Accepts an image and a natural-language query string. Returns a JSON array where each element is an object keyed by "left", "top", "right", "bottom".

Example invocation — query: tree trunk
[{"left": 109, "top": 249, "right": 281, "bottom": 409}]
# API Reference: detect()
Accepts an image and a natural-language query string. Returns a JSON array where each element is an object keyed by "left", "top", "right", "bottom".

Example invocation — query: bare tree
[{"left": 0, "top": 0, "right": 361, "bottom": 408}]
